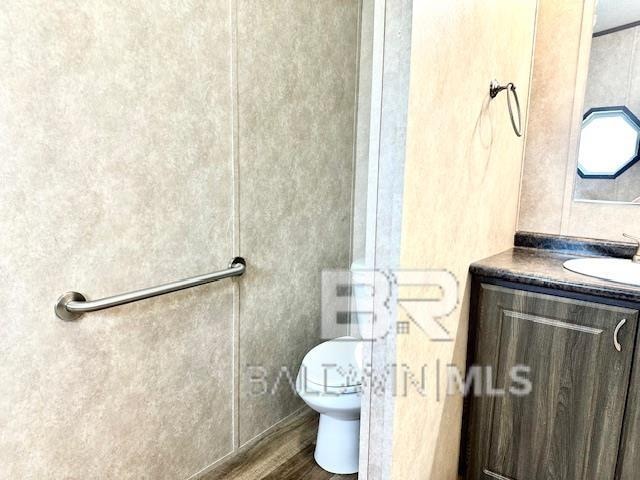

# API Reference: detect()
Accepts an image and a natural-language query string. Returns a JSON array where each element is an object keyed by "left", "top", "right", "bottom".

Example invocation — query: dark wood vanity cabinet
[{"left": 465, "top": 282, "right": 640, "bottom": 480}]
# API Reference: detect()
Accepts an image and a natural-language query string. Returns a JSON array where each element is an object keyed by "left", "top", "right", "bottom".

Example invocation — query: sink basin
[{"left": 563, "top": 257, "right": 640, "bottom": 287}]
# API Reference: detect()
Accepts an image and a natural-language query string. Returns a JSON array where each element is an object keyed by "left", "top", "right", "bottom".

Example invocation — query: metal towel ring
[{"left": 489, "top": 80, "right": 523, "bottom": 137}]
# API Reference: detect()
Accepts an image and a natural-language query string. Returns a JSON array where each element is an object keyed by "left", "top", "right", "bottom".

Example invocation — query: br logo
[{"left": 321, "top": 268, "right": 458, "bottom": 342}]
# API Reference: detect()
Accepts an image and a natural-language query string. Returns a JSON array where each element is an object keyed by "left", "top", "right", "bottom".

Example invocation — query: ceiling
[{"left": 594, "top": 0, "right": 640, "bottom": 33}]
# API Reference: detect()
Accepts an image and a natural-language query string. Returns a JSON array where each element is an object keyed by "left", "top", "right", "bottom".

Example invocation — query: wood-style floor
[{"left": 201, "top": 409, "right": 357, "bottom": 480}]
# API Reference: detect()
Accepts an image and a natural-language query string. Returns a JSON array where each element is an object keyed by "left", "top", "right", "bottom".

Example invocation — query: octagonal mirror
[{"left": 577, "top": 107, "right": 640, "bottom": 178}]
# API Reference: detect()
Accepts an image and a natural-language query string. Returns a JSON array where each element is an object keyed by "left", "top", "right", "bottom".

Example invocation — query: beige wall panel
[
  {"left": 393, "top": 1, "right": 538, "bottom": 479},
  {"left": 0, "top": 1, "right": 235, "bottom": 478},
  {"left": 518, "top": 0, "right": 587, "bottom": 234},
  {"left": 236, "top": 0, "right": 359, "bottom": 445},
  {"left": 584, "top": 29, "right": 634, "bottom": 108}
]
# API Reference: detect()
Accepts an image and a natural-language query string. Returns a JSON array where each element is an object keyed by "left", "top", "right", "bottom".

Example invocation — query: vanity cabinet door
[
  {"left": 467, "top": 284, "right": 638, "bottom": 480},
  {"left": 619, "top": 325, "right": 640, "bottom": 479}
]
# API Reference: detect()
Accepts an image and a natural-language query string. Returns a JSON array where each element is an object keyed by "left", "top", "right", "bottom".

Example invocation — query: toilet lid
[{"left": 301, "top": 336, "right": 363, "bottom": 388}]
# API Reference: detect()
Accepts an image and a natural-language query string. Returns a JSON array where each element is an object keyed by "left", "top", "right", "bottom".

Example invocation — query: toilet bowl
[
  {"left": 296, "top": 262, "right": 371, "bottom": 474},
  {"left": 296, "top": 336, "right": 363, "bottom": 474}
]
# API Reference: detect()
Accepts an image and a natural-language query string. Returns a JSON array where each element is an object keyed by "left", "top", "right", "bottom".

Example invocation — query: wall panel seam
[{"left": 230, "top": 0, "right": 241, "bottom": 456}]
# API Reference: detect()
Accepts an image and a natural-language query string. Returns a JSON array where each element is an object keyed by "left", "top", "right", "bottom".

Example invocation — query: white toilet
[
  {"left": 295, "top": 265, "right": 371, "bottom": 474},
  {"left": 296, "top": 337, "right": 363, "bottom": 474}
]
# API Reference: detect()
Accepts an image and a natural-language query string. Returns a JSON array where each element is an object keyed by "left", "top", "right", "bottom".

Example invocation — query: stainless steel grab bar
[{"left": 55, "top": 257, "right": 246, "bottom": 321}]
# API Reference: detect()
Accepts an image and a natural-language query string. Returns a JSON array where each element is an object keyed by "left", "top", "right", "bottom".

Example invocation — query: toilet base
[{"left": 314, "top": 414, "right": 360, "bottom": 474}]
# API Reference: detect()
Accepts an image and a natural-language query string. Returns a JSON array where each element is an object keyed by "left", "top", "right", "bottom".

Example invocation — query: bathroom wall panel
[
  {"left": 517, "top": 0, "right": 592, "bottom": 236},
  {"left": 236, "top": 0, "right": 359, "bottom": 445},
  {"left": 394, "top": 0, "right": 538, "bottom": 478},
  {"left": 0, "top": 1, "right": 235, "bottom": 478}
]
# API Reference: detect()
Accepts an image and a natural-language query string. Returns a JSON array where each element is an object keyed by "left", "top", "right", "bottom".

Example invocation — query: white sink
[{"left": 563, "top": 257, "right": 640, "bottom": 287}]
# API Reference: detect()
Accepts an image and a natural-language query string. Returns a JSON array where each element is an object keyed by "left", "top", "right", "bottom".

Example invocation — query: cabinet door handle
[{"left": 614, "top": 318, "right": 627, "bottom": 352}]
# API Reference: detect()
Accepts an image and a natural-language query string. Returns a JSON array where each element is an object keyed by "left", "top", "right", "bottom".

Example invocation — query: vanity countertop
[{"left": 470, "top": 246, "right": 640, "bottom": 304}]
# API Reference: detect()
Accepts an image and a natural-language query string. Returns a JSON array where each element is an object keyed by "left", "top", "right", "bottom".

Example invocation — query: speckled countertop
[{"left": 470, "top": 246, "right": 640, "bottom": 304}]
